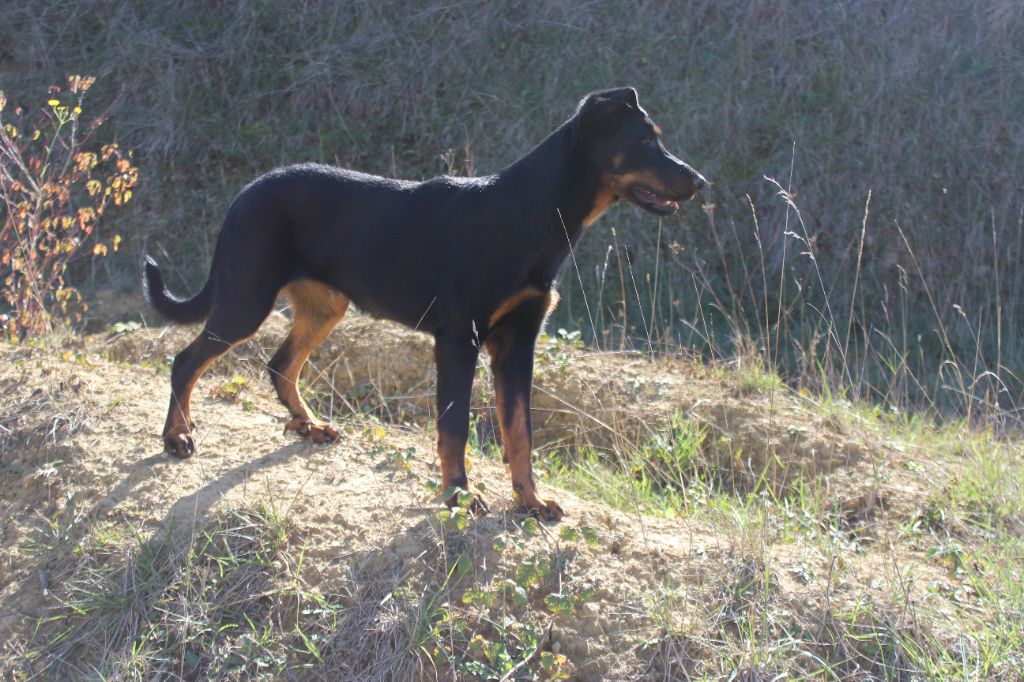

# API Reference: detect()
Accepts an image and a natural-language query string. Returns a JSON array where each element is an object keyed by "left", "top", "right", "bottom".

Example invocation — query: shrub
[{"left": 0, "top": 75, "right": 137, "bottom": 340}]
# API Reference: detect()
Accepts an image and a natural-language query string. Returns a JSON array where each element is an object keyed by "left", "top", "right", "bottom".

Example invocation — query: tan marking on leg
[
  {"left": 488, "top": 286, "right": 547, "bottom": 328},
  {"left": 490, "top": 350, "right": 564, "bottom": 521},
  {"left": 163, "top": 333, "right": 243, "bottom": 456},
  {"left": 285, "top": 279, "right": 351, "bottom": 315},
  {"left": 437, "top": 429, "right": 489, "bottom": 515},
  {"left": 166, "top": 352, "right": 218, "bottom": 433},
  {"left": 274, "top": 312, "right": 346, "bottom": 420},
  {"left": 275, "top": 281, "right": 349, "bottom": 440},
  {"left": 500, "top": 393, "right": 534, "bottom": 497},
  {"left": 437, "top": 430, "right": 466, "bottom": 491},
  {"left": 546, "top": 289, "right": 560, "bottom": 316}
]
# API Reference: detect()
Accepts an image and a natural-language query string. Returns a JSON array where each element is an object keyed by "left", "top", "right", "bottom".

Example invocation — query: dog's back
[{"left": 214, "top": 163, "right": 547, "bottom": 330}]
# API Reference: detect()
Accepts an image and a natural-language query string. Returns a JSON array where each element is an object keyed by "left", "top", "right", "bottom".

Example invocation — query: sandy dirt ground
[{"left": 1, "top": 316, "right": 958, "bottom": 679}]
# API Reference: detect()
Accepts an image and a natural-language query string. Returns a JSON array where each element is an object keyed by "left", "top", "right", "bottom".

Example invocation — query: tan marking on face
[
  {"left": 606, "top": 169, "right": 671, "bottom": 196},
  {"left": 611, "top": 153, "right": 625, "bottom": 169},
  {"left": 488, "top": 286, "right": 547, "bottom": 328},
  {"left": 583, "top": 186, "right": 618, "bottom": 228}
]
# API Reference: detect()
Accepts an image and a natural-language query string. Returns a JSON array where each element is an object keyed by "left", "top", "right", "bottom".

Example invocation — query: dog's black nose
[{"left": 691, "top": 172, "right": 706, "bottom": 191}]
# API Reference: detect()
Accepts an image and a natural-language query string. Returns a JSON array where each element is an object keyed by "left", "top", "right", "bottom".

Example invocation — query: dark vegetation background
[{"left": 2, "top": 0, "right": 1022, "bottom": 422}]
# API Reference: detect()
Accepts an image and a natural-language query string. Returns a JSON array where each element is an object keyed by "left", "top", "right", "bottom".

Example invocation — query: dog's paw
[
  {"left": 444, "top": 492, "right": 491, "bottom": 517},
  {"left": 285, "top": 418, "right": 340, "bottom": 444},
  {"left": 307, "top": 423, "right": 340, "bottom": 443},
  {"left": 163, "top": 426, "right": 195, "bottom": 458},
  {"left": 467, "top": 495, "right": 491, "bottom": 517},
  {"left": 520, "top": 498, "right": 565, "bottom": 522}
]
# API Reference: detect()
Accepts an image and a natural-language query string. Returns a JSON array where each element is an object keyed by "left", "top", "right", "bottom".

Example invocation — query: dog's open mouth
[{"left": 630, "top": 185, "right": 681, "bottom": 216}]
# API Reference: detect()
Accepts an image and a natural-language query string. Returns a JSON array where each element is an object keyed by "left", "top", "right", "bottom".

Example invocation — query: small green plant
[
  {"left": 638, "top": 414, "right": 708, "bottom": 492},
  {"left": 108, "top": 320, "right": 140, "bottom": 335},
  {"left": 22, "top": 490, "right": 83, "bottom": 558},
  {"left": 558, "top": 525, "right": 579, "bottom": 542},
  {"left": 385, "top": 446, "right": 416, "bottom": 470},
  {"left": 547, "top": 414, "right": 710, "bottom": 516},
  {"left": 417, "top": 493, "right": 586, "bottom": 679},
  {"left": 543, "top": 581, "right": 595, "bottom": 616},
  {"left": 734, "top": 358, "right": 785, "bottom": 395},
  {"left": 458, "top": 619, "right": 570, "bottom": 679},
  {"left": 435, "top": 504, "right": 471, "bottom": 532},
  {"left": 537, "top": 328, "right": 585, "bottom": 371},
  {"left": 211, "top": 374, "right": 255, "bottom": 411},
  {"left": 0, "top": 76, "right": 138, "bottom": 339},
  {"left": 927, "top": 542, "right": 969, "bottom": 576},
  {"left": 558, "top": 524, "right": 600, "bottom": 547},
  {"left": 211, "top": 374, "right": 248, "bottom": 401}
]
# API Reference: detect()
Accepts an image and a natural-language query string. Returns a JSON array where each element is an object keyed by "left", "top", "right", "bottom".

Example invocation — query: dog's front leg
[
  {"left": 434, "top": 335, "right": 489, "bottom": 515},
  {"left": 486, "top": 317, "right": 565, "bottom": 521}
]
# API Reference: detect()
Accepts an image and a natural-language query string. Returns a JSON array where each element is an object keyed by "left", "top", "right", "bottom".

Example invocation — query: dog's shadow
[
  {"left": 299, "top": 505, "right": 527, "bottom": 677},
  {"left": 21, "top": 437, "right": 575, "bottom": 682},
  {"left": 68, "top": 438, "right": 535, "bottom": 677},
  {"left": 94, "top": 439, "right": 312, "bottom": 524}
]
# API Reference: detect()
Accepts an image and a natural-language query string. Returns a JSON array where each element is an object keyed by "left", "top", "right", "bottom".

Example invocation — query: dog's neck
[{"left": 500, "top": 120, "right": 605, "bottom": 244}]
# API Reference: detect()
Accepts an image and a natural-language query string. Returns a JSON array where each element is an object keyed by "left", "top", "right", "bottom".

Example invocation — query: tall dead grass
[{"left": 1, "top": 0, "right": 1021, "bottom": 422}]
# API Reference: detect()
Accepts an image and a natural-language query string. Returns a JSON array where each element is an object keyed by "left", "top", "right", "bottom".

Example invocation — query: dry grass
[
  {"left": 1, "top": 322, "right": 1022, "bottom": 679},
  {"left": 16, "top": 506, "right": 315, "bottom": 679},
  {"left": 2, "top": 2, "right": 1024, "bottom": 679},
  {"left": 1, "top": 1, "right": 1022, "bottom": 421}
]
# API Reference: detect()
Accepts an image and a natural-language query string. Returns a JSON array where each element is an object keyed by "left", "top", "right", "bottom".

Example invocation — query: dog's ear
[
  {"left": 576, "top": 87, "right": 641, "bottom": 140},
  {"left": 584, "top": 87, "right": 640, "bottom": 111},
  {"left": 616, "top": 87, "right": 640, "bottom": 109}
]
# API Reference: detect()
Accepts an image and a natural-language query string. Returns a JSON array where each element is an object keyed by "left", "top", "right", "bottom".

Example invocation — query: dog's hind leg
[
  {"left": 163, "top": 283, "right": 279, "bottom": 458},
  {"left": 270, "top": 280, "right": 350, "bottom": 443}
]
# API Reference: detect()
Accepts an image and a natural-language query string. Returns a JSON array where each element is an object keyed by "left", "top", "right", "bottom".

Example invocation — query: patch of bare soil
[
  {"left": 0, "top": 320, "right": 957, "bottom": 679},
  {"left": 106, "top": 313, "right": 893, "bottom": 494}
]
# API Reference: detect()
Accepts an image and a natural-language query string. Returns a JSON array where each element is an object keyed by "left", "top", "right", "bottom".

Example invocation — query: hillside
[
  {"left": 3, "top": 314, "right": 1021, "bottom": 679},
  {"left": 3, "top": 2, "right": 1023, "bottom": 678},
  {"left": 2, "top": 1, "right": 1022, "bottom": 411}
]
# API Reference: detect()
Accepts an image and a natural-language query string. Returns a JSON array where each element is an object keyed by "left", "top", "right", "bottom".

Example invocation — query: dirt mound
[
  {"left": 0, "top": 342, "right": 706, "bottom": 678},
  {"left": 105, "top": 313, "right": 880, "bottom": 492},
  {"left": 1, "top": 331, "right": 947, "bottom": 679}
]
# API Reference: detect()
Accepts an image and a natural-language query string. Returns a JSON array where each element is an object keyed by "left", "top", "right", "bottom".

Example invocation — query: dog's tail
[{"left": 143, "top": 255, "right": 213, "bottom": 324}]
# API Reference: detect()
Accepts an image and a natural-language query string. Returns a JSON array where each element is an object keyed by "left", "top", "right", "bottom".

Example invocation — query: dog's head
[{"left": 575, "top": 87, "right": 705, "bottom": 217}]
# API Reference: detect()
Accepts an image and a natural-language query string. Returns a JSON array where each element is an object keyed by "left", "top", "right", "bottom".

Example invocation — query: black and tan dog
[{"left": 144, "top": 87, "right": 704, "bottom": 519}]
